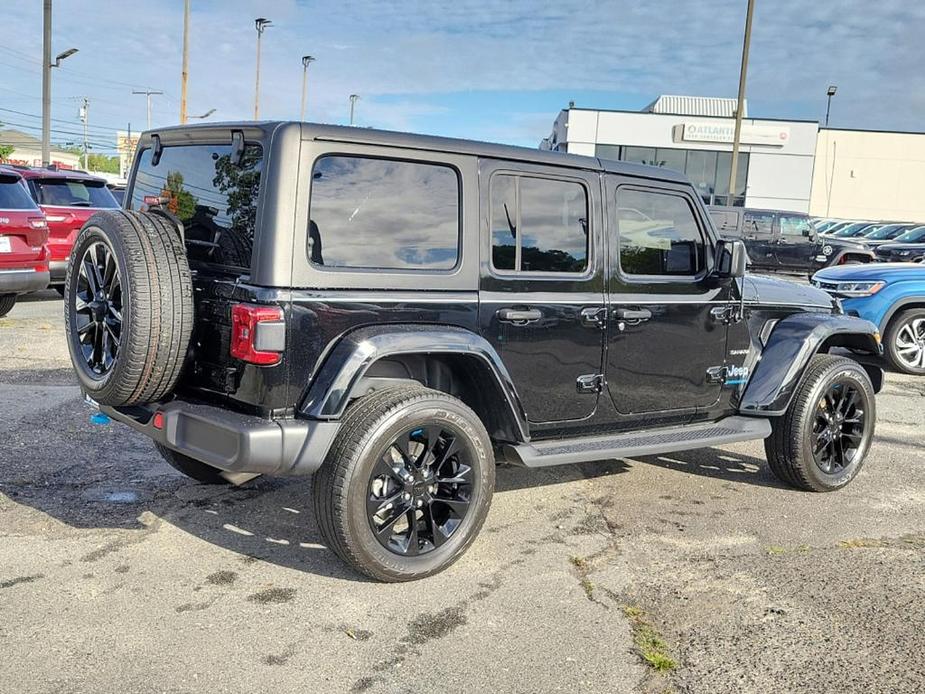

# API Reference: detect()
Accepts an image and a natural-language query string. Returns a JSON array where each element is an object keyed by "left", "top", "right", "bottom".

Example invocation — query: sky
[{"left": 1, "top": 0, "right": 924, "bottom": 155}]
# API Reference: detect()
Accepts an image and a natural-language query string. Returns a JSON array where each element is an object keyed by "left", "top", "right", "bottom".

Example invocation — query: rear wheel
[
  {"left": 64, "top": 211, "right": 193, "bottom": 406},
  {"left": 885, "top": 308, "right": 925, "bottom": 375},
  {"left": 312, "top": 386, "right": 494, "bottom": 582},
  {"left": 765, "top": 355, "right": 875, "bottom": 491},
  {"left": 155, "top": 443, "right": 232, "bottom": 485},
  {"left": 0, "top": 294, "right": 15, "bottom": 317}
]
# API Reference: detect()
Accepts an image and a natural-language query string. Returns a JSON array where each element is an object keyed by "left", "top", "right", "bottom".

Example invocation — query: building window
[
  {"left": 596, "top": 145, "right": 749, "bottom": 207},
  {"left": 308, "top": 155, "right": 460, "bottom": 270},
  {"left": 491, "top": 174, "right": 589, "bottom": 274}
]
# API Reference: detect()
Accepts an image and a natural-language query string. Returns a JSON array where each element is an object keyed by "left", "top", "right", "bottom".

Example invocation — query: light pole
[
  {"left": 349, "top": 94, "right": 359, "bottom": 126},
  {"left": 300, "top": 55, "right": 315, "bottom": 121},
  {"left": 727, "top": 0, "right": 755, "bottom": 206},
  {"left": 254, "top": 17, "right": 272, "bottom": 119},
  {"left": 825, "top": 85, "right": 837, "bottom": 127},
  {"left": 180, "top": 0, "right": 190, "bottom": 123},
  {"left": 42, "top": 0, "right": 79, "bottom": 166},
  {"left": 190, "top": 109, "right": 216, "bottom": 120},
  {"left": 79, "top": 97, "right": 89, "bottom": 169},
  {"left": 132, "top": 89, "right": 163, "bottom": 130}
]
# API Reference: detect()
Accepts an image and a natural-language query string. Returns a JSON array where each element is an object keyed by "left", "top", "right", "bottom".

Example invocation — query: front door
[
  {"left": 478, "top": 160, "right": 605, "bottom": 425},
  {"left": 605, "top": 180, "right": 732, "bottom": 419}
]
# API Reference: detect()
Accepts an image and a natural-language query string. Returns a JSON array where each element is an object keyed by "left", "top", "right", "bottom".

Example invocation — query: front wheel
[
  {"left": 884, "top": 308, "right": 925, "bottom": 375},
  {"left": 311, "top": 386, "right": 494, "bottom": 582},
  {"left": 0, "top": 294, "right": 15, "bottom": 318},
  {"left": 765, "top": 355, "right": 875, "bottom": 491}
]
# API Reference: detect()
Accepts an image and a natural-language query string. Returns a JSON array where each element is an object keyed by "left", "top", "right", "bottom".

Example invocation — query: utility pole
[
  {"left": 300, "top": 55, "right": 315, "bottom": 121},
  {"left": 254, "top": 17, "right": 272, "bottom": 120},
  {"left": 42, "top": 0, "right": 52, "bottom": 166},
  {"left": 349, "top": 94, "right": 359, "bottom": 126},
  {"left": 79, "top": 97, "right": 89, "bottom": 170},
  {"left": 728, "top": 0, "right": 755, "bottom": 206},
  {"left": 132, "top": 89, "right": 163, "bottom": 130},
  {"left": 180, "top": 0, "right": 190, "bottom": 123}
]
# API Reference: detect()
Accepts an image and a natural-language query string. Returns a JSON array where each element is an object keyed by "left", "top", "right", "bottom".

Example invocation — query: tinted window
[
  {"left": 866, "top": 223, "right": 907, "bottom": 240},
  {"left": 779, "top": 215, "right": 813, "bottom": 237},
  {"left": 33, "top": 178, "right": 118, "bottom": 208},
  {"left": 743, "top": 211, "right": 774, "bottom": 236},
  {"left": 309, "top": 156, "right": 458, "bottom": 270},
  {"left": 130, "top": 143, "right": 263, "bottom": 271},
  {"left": 618, "top": 189, "right": 705, "bottom": 276},
  {"left": 0, "top": 175, "right": 38, "bottom": 210},
  {"left": 491, "top": 174, "right": 588, "bottom": 274},
  {"left": 894, "top": 226, "right": 925, "bottom": 243}
]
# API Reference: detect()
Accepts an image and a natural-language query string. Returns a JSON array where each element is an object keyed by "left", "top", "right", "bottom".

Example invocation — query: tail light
[
  {"left": 28, "top": 217, "right": 47, "bottom": 230},
  {"left": 230, "top": 303, "right": 285, "bottom": 366}
]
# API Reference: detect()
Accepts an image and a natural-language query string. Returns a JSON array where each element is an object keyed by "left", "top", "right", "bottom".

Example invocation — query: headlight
[
  {"left": 899, "top": 250, "right": 912, "bottom": 256},
  {"left": 831, "top": 280, "right": 886, "bottom": 297}
]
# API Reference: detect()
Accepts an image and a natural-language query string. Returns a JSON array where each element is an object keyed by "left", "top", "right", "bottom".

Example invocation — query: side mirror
[{"left": 715, "top": 238, "right": 747, "bottom": 279}]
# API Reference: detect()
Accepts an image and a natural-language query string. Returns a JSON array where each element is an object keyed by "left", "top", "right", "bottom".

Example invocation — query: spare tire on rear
[{"left": 64, "top": 210, "right": 193, "bottom": 406}]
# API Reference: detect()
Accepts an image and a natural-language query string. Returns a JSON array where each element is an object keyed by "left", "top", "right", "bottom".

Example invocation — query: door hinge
[{"left": 576, "top": 373, "right": 604, "bottom": 394}]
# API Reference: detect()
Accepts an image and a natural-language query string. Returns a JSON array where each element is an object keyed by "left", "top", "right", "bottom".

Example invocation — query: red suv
[
  {"left": 16, "top": 167, "right": 120, "bottom": 290},
  {"left": 0, "top": 168, "right": 49, "bottom": 316}
]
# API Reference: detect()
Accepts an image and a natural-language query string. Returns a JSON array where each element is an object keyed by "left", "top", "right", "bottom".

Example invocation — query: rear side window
[
  {"left": 490, "top": 174, "right": 588, "bottom": 273},
  {"left": 32, "top": 178, "right": 118, "bottom": 208},
  {"left": 130, "top": 143, "right": 263, "bottom": 271},
  {"left": 0, "top": 175, "right": 38, "bottom": 210},
  {"left": 743, "top": 211, "right": 774, "bottom": 237},
  {"left": 308, "top": 156, "right": 459, "bottom": 270},
  {"left": 617, "top": 188, "right": 705, "bottom": 276}
]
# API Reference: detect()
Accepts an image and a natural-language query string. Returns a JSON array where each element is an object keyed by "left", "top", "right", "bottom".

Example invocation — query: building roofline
[
  {"left": 819, "top": 126, "right": 925, "bottom": 137},
  {"left": 564, "top": 106, "right": 819, "bottom": 125}
]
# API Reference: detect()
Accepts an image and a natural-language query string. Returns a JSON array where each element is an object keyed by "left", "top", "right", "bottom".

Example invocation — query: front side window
[
  {"left": 779, "top": 215, "right": 813, "bottom": 237},
  {"left": 0, "top": 176, "right": 39, "bottom": 209},
  {"left": 617, "top": 188, "right": 705, "bottom": 276},
  {"left": 130, "top": 142, "right": 263, "bottom": 271},
  {"left": 33, "top": 178, "right": 119, "bottom": 208},
  {"left": 490, "top": 174, "right": 588, "bottom": 273},
  {"left": 308, "top": 156, "right": 459, "bottom": 270}
]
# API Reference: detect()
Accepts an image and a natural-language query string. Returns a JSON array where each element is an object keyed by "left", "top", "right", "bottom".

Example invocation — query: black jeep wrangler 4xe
[{"left": 63, "top": 122, "right": 883, "bottom": 581}]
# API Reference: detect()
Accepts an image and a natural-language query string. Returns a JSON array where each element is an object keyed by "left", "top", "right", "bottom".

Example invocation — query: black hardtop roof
[{"left": 139, "top": 120, "right": 690, "bottom": 184}]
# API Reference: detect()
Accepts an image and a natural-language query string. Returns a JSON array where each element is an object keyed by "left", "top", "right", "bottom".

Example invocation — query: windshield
[
  {"left": 33, "top": 178, "right": 119, "bottom": 208},
  {"left": 0, "top": 175, "right": 39, "bottom": 210},
  {"left": 865, "top": 223, "right": 908, "bottom": 240},
  {"left": 832, "top": 222, "right": 875, "bottom": 237},
  {"left": 893, "top": 226, "right": 925, "bottom": 243}
]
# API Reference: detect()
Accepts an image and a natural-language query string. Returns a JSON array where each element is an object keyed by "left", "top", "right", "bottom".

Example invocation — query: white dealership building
[{"left": 541, "top": 95, "right": 925, "bottom": 222}]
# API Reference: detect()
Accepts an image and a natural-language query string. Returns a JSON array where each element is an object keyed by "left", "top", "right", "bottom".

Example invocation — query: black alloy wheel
[
  {"left": 367, "top": 425, "right": 473, "bottom": 556},
  {"left": 811, "top": 381, "right": 867, "bottom": 475},
  {"left": 73, "top": 240, "right": 122, "bottom": 377}
]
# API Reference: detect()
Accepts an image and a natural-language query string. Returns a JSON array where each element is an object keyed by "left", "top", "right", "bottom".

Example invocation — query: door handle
[
  {"left": 497, "top": 307, "right": 542, "bottom": 325},
  {"left": 580, "top": 306, "right": 607, "bottom": 328},
  {"left": 613, "top": 308, "right": 652, "bottom": 322}
]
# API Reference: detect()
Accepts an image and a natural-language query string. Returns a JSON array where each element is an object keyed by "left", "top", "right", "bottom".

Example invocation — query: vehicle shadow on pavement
[{"left": 634, "top": 446, "right": 791, "bottom": 489}]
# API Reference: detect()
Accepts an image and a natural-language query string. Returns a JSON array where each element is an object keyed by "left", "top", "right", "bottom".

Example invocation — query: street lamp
[
  {"left": 190, "top": 109, "right": 216, "bottom": 120},
  {"left": 349, "top": 93, "right": 360, "bottom": 126},
  {"left": 254, "top": 17, "right": 272, "bottom": 119},
  {"left": 300, "top": 55, "right": 315, "bottom": 121},
  {"left": 825, "top": 85, "right": 837, "bottom": 127},
  {"left": 52, "top": 47, "right": 78, "bottom": 67}
]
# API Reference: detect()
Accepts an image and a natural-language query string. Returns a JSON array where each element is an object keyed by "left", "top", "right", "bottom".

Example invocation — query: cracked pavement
[{"left": 1, "top": 291, "right": 923, "bottom": 693}]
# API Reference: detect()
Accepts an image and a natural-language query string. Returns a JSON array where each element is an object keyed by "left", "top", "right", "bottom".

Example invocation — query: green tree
[
  {"left": 162, "top": 170, "right": 198, "bottom": 221},
  {"left": 0, "top": 144, "right": 14, "bottom": 161},
  {"left": 211, "top": 147, "right": 261, "bottom": 237}
]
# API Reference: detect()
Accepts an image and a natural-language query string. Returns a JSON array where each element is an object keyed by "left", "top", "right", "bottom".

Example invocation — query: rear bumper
[
  {"left": 0, "top": 269, "right": 50, "bottom": 294},
  {"left": 49, "top": 260, "right": 67, "bottom": 283},
  {"left": 101, "top": 398, "right": 340, "bottom": 476}
]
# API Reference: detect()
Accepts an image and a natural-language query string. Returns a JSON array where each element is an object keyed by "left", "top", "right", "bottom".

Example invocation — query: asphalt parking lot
[{"left": 1, "top": 291, "right": 923, "bottom": 694}]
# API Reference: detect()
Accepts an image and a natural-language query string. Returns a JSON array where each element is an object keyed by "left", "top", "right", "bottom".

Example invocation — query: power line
[{"left": 0, "top": 106, "right": 124, "bottom": 134}]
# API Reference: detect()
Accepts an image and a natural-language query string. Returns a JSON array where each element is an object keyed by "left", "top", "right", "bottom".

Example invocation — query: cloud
[{"left": 0, "top": 0, "right": 922, "bottom": 147}]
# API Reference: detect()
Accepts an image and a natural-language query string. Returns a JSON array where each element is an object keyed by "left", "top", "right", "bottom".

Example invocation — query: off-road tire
[
  {"left": 0, "top": 294, "right": 15, "bottom": 317},
  {"left": 64, "top": 210, "right": 193, "bottom": 406},
  {"left": 155, "top": 443, "right": 232, "bottom": 485},
  {"left": 311, "top": 386, "right": 495, "bottom": 582},
  {"left": 884, "top": 308, "right": 925, "bottom": 375},
  {"left": 764, "top": 354, "right": 875, "bottom": 492}
]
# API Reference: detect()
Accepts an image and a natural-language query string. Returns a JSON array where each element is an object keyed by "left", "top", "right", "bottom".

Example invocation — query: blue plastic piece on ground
[{"left": 90, "top": 412, "right": 111, "bottom": 426}]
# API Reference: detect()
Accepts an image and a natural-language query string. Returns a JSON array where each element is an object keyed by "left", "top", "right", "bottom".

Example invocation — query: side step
[{"left": 504, "top": 416, "right": 772, "bottom": 468}]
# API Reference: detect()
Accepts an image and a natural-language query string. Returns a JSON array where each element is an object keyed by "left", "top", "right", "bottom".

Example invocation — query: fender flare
[
  {"left": 878, "top": 296, "right": 925, "bottom": 332},
  {"left": 739, "top": 313, "right": 882, "bottom": 416},
  {"left": 299, "top": 324, "right": 529, "bottom": 441},
  {"left": 828, "top": 247, "right": 875, "bottom": 264}
]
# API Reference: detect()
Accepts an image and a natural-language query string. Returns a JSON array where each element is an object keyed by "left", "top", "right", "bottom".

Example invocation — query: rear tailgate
[{"left": 0, "top": 211, "right": 47, "bottom": 269}]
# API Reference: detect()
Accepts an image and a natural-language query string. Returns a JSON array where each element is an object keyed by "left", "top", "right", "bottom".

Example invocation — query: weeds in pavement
[{"left": 623, "top": 605, "right": 677, "bottom": 672}]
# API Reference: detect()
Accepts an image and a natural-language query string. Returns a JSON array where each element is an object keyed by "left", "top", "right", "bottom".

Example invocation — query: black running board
[{"left": 504, "top": 416, "right": 772, "bottom": 468}]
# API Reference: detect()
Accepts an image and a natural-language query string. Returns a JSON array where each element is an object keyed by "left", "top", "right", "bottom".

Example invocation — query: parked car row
[
  {"left": 813, "top": 217, "right": 925, "bottom": 262},
  {"left": 0, "top": 165, "right": 120, "bottom": 314}
]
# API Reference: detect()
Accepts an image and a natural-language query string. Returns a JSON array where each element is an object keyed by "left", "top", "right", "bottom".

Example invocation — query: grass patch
[
  {"left": 570, "top": 555, "right": 590, "bottom": 571},
  {"left": 623, "top": 605, "right": 678, "bottom": 673},
  {"left": 766, "top": 545, "right": 788, "bottom": 556},
  {"left": 579, "top": 577, "right": 594, "bottom": 599},
  {"left": 838, "top": 538, "right": 887, "bottom": 549}
]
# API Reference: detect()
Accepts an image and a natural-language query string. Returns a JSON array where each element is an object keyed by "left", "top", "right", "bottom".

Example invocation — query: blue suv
[{"left": 812, "top": 263, "right": 925, "bottom": 374}]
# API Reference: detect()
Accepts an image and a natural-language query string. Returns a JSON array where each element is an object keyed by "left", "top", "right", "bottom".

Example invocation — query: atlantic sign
[{"left": 681, "top": 122, "right": 790, "bottom": 146}]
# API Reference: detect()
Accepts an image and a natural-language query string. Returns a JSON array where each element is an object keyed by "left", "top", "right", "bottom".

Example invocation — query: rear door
[
  {"left": 741, "top": 211, "right": 776, "bottom": 270},
  {"left": 774, "top": 213, "right": 816, "bottom": 270},
  {"left": 478, "top": 159, "right": 605, "bottom": 426}
]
